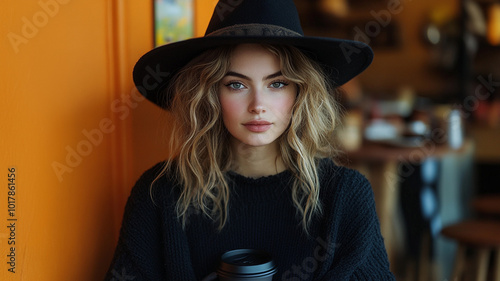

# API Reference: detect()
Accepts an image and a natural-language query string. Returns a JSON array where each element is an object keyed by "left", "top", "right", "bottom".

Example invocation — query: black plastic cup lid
[{"left": 217, "top": 249, "right": 277, "bottom": 277}]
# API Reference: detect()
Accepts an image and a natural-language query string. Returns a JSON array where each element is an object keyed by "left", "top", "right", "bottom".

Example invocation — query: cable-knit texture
[{"left": 104, "top": 159, "right": 396, "bottom": 281}]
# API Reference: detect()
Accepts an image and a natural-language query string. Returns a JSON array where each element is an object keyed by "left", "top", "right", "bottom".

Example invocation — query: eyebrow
[{"left": 224, "top": 71, "right": 283, "bottom": 81}]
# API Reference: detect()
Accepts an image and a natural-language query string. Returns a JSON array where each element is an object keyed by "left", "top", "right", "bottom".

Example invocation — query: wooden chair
[{"left": 441, "top": 220, "right": 500, "bottom": 281}]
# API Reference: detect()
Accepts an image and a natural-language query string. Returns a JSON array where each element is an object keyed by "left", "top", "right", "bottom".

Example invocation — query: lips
[{"left": 243, "top": 120, "right": 272, "bottom": 132}]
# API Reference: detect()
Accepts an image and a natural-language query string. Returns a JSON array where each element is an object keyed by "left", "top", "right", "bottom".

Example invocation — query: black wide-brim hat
[{"left": 133, "top": 0, "right": 374, "bottom": 110}]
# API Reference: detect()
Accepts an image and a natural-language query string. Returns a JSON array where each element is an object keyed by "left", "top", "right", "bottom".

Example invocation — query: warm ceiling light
[
  {"left": 487, "top": 3, "right": 500, "bottom": 45},
  {"left": 320, "top": 0, "right": 349, "bottom": 18}
]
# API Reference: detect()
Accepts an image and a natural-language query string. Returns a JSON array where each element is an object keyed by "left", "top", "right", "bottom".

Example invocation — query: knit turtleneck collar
[{"left": 225, "top": 169, "right": 294, "bottom": 202}]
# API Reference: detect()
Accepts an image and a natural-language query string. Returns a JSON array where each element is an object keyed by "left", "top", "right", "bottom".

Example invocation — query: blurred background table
[{"left": 341, "top": 138, "right": 474, "bottom": 280}]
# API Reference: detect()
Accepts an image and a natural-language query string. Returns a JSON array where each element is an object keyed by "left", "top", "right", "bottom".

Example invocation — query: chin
[{"left": 233, "top": 136, "right": 277, "bottom": 148}]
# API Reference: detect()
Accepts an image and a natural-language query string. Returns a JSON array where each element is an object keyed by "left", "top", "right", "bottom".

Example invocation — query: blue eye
[
  {"left": 270, "top": 81, "right": 288, "bottom": 89},
  {"left": 226, "top": 82, "right": 245, "bottom": 90}
]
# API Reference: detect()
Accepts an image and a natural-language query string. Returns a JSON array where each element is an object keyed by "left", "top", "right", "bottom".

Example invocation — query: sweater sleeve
[
  {"left": 319, "top": 168, "right": 396, "bottom": 281},
  {"left": 104, "top": 164, "right": 197, "bottom": 281}
]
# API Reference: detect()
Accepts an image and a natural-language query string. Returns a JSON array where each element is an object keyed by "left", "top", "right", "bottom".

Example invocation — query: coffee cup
[{"left": 216, "top": 249, "right": 277, "bottom": 281}]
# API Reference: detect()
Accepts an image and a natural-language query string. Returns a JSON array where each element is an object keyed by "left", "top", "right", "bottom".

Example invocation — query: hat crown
[
  {"left": 205, "top": 0, "right": 304, "bottom": 36},
  {"left": 133, "top": 0, "right": 373, "bottom": 110}
]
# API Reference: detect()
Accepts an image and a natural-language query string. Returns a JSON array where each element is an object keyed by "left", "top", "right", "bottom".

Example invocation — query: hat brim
[{"left": 133, "top": 36, "right": 373, "bottom": 109}]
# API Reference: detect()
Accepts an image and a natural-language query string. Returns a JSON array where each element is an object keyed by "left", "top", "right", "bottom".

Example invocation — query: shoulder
[
  {"left": 127, "top": 161, "right": 178, "bottom": 209},
  {"left": 129, "top": 162, "right": 166, "bottom": 195},
  {"left": 135, "top": 161, "right": 167, "bottom": 186},
  {"left": 317, "top": 158, "right": 374, "bottom": 205},
  {"left": 318, "top": 158, "right": 370, "bottom": 189},
  {"left": 317, "top": 159, "right": 380, "bottom": 237}
]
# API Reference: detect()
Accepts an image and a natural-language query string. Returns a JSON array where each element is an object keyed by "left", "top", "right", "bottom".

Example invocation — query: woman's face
[{"left": 218, "top": 44, "right": 297, "bottom": 149}]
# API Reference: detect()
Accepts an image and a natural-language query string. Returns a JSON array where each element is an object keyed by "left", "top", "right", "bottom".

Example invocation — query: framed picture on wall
[{"left": 154, "top": 0, "right": 194, "bottom": 47}]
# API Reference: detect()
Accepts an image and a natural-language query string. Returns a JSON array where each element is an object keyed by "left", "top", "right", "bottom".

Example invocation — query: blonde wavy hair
[{"left": 154, "top": 44, "right": 342, "bottom": 233}]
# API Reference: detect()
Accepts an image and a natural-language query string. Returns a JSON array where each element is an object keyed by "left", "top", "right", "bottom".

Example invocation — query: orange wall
[
  {"left": 128, "top": 0, "right": 218, "bottom": 181},
  {"left": 196, "top": 0, "right": 218, "bottom": 35},
  {"left": 0, "top": 1, "right": 216, "bottom": 280}
]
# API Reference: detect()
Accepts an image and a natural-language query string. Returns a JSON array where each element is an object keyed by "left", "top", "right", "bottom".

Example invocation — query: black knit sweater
[{"left": 104, "top": 159, "right": 396, "bottom": 280}]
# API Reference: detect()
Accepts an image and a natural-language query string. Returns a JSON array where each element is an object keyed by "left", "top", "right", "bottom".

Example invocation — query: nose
[{"left": 248, "top": 89, "right": 266, "bottom": 114}]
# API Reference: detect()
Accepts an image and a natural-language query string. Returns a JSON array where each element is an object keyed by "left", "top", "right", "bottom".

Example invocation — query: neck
[{"left": 229, "top": 139, "right": 286, "bottom": 178}]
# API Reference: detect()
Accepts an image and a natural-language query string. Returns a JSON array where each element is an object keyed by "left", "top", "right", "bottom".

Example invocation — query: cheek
[
  {"left": 219, "top": 96, "right": 243, "bottom": 122},
  {"left": 275, "top": 96, "right": 295, "bottom": 121}
]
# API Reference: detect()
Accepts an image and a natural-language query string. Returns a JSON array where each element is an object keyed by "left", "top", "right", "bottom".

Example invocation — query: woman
[{"left": 105, "top": 0, "right": 395, "bottom": 280}]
